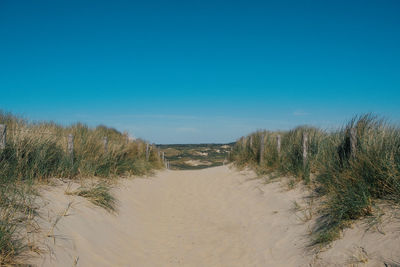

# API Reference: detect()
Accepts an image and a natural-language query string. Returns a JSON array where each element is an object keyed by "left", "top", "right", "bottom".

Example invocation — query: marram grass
[
  {"left": 71, "top": 182, "right": 117, "bottom": 213},
  {"left": 230, "top": 114, "right": 400, "bottom": 245},
  {"left": 0, "top": 111, "right": 163, "bottom": 264}
]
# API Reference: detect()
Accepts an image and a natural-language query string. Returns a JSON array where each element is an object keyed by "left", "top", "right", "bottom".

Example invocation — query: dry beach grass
[
  {"left": 230, "top": 114, "right": 400, "bottom": 246},
  {"left": 0, "top": 111, "right": 162, "bottom": 265}
]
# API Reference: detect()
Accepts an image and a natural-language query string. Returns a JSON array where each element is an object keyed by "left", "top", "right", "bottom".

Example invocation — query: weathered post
[
  {"left": 162, "top": 152, "right": 165, "bottom": 162},
  {"left": 0, "top": 124, "right": 6, "bottom": 150},
  {"left": 249, "top": 136, "right": 253, "bottom": 148},
  {"left": 350, "top": 127, "right": 357, "bottom": 157},
  {"left": 303, "top": 132, "right": 308, "bottom": 167},
  {"left": 259, "top": 134, "right": 265, "bottom": 164},
  {"left": 146, "top": 143, "right": 150, "bottom": 161},
  {"left": 68, "top": 134, "right": 74, "bottom": 163},
  {"left": 276, "top": 134, "right": 281, "bottom": 156},
  {"left": 103, "top": 137, "right": 108, "bottom": 153}
]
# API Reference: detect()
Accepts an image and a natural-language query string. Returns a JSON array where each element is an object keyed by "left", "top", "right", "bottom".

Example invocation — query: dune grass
[
  {"left": 0, "top": 181, "right": 36, "bottom": 265},
  {"left": 70, "top": 182, "right": 117, "bottom": 212},
  {"left": 0, "top": 111, "right": 163, "bottom": 264},
  {"left": 230, "top": 114, "right": 400, "bottom": 245}
]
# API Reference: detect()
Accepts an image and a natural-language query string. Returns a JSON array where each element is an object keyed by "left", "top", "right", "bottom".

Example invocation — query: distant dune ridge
[
  {"left": 30, "top": 166, "right": 399, "bottom": 266},
  {"left": 158, "top": 143, "right": 232, "bottom": 170}
]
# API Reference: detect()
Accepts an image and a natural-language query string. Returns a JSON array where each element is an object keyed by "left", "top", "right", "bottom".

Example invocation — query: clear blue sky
[{"left": 1, "top": 0, "right": 399, "bottom": 144}]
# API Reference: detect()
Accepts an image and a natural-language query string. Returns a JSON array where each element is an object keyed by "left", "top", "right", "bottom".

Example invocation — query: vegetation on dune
[
  {"left": 0, "top": 112, "right": 163, "bottom": 181},
  {"left": 0, "top": 111, "right": 162, "bottom": 264},
  {"left": 69, "top": 182, "right": 117, "bottom": 212},
  {"left": 230, "top": 114, "right": 400, "bottom": 245},
  {"left": 0, "top": 182, "right": 36, "bottom": 265}
]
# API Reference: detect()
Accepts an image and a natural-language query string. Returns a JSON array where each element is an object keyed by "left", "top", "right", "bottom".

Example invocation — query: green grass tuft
[
  {"left": 0, "top": 110, "right": 162, "bottom": 263},
  {"left": 230, "top": 114, "right": 400, "bottom": 245},
  {"left": 73, "top": 182, "right": 117, "bottom": 212}
]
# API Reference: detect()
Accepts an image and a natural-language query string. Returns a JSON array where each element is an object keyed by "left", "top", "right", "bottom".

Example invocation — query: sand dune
[{"left": 30, "top": 166, "right": 399, "bottom": 266}]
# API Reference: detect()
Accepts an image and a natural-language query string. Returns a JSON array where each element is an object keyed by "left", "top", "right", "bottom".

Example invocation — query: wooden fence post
[
  {"left": 276, "top": 134, "right": 281, "bottom": 156},
  {"left": 146, "top": 143, "right": 150, "bottom": 161},
  {"left": 303, "top": 132, "right": 308, "bottom": 167},
  {"left": 103, "top": 137, "right": 108, "bottom": 153},
  {"left": 259, "top": 134, "right": 265, "bottom": 164},
  {"left": 162, "top": 152, "right": 165, "bottom": 162},
  {"left": 350, "top": 128, "right": 357, "bottom": 157},
  {"left": 249, "top": 136, "right": 253, "bottom": 148},
  {"left": 0, "top": 124, "right": 6, "bottom": 150},
  {"left": 68, "top": 134, "right": 74, "bottom": 161}
]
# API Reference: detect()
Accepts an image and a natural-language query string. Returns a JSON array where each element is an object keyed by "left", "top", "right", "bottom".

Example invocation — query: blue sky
[{"left": 1, "top": 0, "right": 399, "bottom": 144}]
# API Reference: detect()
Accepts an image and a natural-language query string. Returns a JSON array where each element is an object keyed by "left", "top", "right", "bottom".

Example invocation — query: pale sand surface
[
  {"left": 184, "top": 159, "right": 212, "bottom": 166},
  {"left": 30, "top": 166, "right": 399, "bottom": 266}
]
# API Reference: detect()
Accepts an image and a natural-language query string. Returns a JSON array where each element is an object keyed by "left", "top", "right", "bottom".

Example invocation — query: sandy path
[
  {"left": 32, "top": 166, "right": 314, "bottom": 266},
  {"left": 31, "top": 166, "right": 400, "bottom": 266}
]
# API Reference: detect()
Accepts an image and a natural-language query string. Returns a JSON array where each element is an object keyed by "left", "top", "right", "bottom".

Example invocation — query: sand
[
  {"left": 184, "top": 159, "right": 212, "bottom": 166},
  {"left": 30, "top": 166, "right": 400, "bottom": 266}
]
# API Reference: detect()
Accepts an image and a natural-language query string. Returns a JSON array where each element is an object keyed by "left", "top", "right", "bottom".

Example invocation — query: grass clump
[
  {"left": 230, "top": 127, "right": 325, "bottom": 180},
  {"left": 314, "top": 114, "right": 400, "bottom": 244},
  {"left": 279, "top": 126, "right": 325, "bottom": 182},
  {"left": 230, "top": 131, "right": 282, "bottom": 173},
  {"left": 0, "top": 111, "right": 164, "bottom": 182},
  {"left": 0, "top": 110, "right": 163, "bottom": 263},
  {"left": 0, "top": 200, "right": 20, "bottom": 265},
  {"left": 71, "top": 182, "right": 117, "bottom": 212},
  {"left": 230, "top": 114, "right": 400, "bottom": 245},
  {"left": 0, "top": 213, "right": 18, "bottom": 265},
  {"left": 0, "top": 182, "right": 36, "bottom": 265}
]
